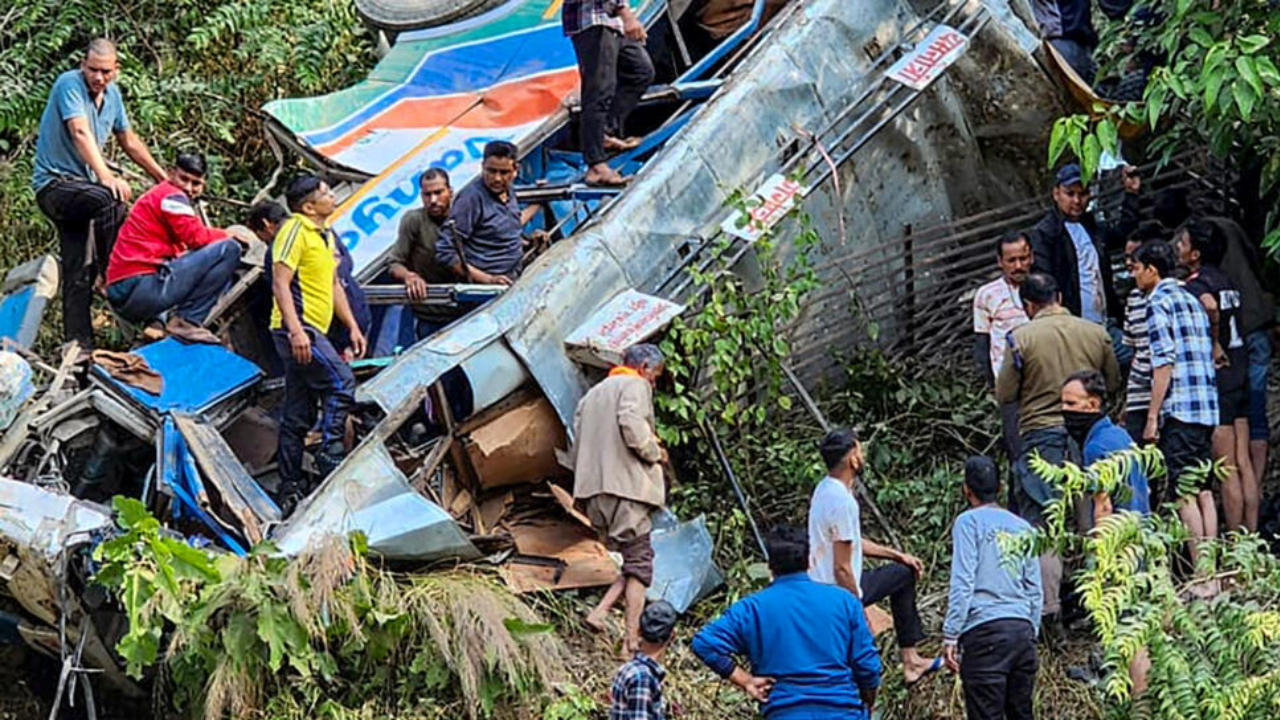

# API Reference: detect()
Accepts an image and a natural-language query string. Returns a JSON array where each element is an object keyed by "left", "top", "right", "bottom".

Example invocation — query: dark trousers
[
  {"left": 106, "top": 241, "right": 243, "bottom": 325},
  {"left": 272, "top": 329, "right": 355, "bottom": 494},
  {"left": 1013, "top": 426, "right": 1069, "bottom": 527},
  {"left": 861, "top": 563, "right": 925, "bottom": 649},
  {"left": 1158, "top": 418, "right": 1213, "bottom": 501},
  {"left": 35, "top": 178, "right": 127, "bottom": 347},
  {"left": 571, "top": 26, "right": 655, "bottom": 165},
  {"left": 959, "top": 619, "right": 1038, "bottom": 720},
  {"left": 1000, "top": 402, "right": 1022, "bottom": 514}
]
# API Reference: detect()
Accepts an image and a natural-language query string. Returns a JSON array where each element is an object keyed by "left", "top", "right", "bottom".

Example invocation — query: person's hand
[
  {"left": 659, "top": 445, "right": 670, "bottom": 464},
  {"left": 1122, "top": 166, "right": 1141, "bottom": 195},
  {"left": 737, "top": 674, "right": 775, "bottom": 703},
  {"left": 1143, "top": 416, "right": 1159, "bottom": 444},
  {"left": 943, "top": 644, "right": 960, "bottom": 674},
  {"left": 105, "top": 175, "right": 133, "bottom": 203},
  {"left": 530, "top": 229, "right": 550, "bottom": 245},
  {"left": 1212, "top": 342, "right": 1229, "bottom": 369},
  {"left": 471, "top": 269, "right": 512, "bottom": 286},
  {"left": 621, "top": 12, "right": 647, "bottom": 42},
  {"left": 898, "top": 552, "right": 925, "bottom": 579},
  {"left": 348, "top": 327, "right": 367, "bottom": 360},
  {"left": 289, "top": 329, "right": 313, "bottom": 365},
  {"left": 404, "top": 272, "right": 428, "bottom": 301}
]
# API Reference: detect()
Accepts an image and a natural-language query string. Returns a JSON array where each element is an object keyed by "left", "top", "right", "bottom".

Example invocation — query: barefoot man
[{"left": 570, "top": 343, "right": 667, "bottom": 651}]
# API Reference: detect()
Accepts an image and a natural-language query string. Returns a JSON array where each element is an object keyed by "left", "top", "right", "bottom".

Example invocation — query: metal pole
[{"left": 703, "top": 420, "right": 769, "bottom": 559}]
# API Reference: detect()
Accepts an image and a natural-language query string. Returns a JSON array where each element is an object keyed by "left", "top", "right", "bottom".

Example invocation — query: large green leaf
[{"left": 1236, "top": 56, "right": 1265, "bottom": 99}]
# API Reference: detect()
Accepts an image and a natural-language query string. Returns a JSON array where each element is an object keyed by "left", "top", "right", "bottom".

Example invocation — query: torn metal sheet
[
  {"left": 0, "top": 255, "right": 58, "bottom": 349},
  {"left": 0, "top": 478, "right": 111, "bottom": 559},
  {"left": 271, "top": 439, "right": 481, "bottom": 562},
  {"left": 564, "top": 289, "right": 685, "bottom": 369},
  {"left": 647, "top": 512, "right": 723, "bottom": 613},
  {"left": 173, "top": 414, "right": 281, "bottom": 544}
]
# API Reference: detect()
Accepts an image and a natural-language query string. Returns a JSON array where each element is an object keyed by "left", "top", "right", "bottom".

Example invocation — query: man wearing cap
[
  {"left": 570, "top": 343, "right": 668, "bottom": 651},
  {"left": 609, "top": 601, "right": 677, "bottom": 720},
  {"left": 1028, "top": 163, "right": 1140, "bottom": 329}
]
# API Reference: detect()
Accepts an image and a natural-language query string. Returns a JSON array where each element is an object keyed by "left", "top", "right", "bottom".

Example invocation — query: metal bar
[{"left": 703, "top": 419, "right": 768, "bottom": 559}]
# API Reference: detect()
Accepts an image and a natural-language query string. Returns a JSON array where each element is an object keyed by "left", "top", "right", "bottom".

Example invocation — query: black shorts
[
  {"left": 1159, "top": 419, "right": 1214, "bottom": 493},
  {"left": 1218, "top": 387, "right": 1249, "bottom": 425}
]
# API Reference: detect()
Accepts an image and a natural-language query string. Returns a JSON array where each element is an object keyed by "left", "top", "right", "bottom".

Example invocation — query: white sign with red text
[
  {"left": 720, "top": 173, "right": 808, "bottom": 242},
  {"left": 887, "top": 25, "right": 969, "bottom": 91},
  {"left": 565, "top": 289, "right": 685, "bottom": 368}
]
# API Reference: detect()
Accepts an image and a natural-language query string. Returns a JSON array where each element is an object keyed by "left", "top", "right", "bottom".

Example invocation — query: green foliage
[
  {"left": 92, "top": 500, "right": 566, "bottom": 720},
  {"left": 1005, "top": 447, "right": 1280, "bottom": 719},
  {"left": 0, "top": 0, "right": 376, "bottom": 264},
  {"left": 1046, "top": 1, "right": 1280, "bottom": 253}
]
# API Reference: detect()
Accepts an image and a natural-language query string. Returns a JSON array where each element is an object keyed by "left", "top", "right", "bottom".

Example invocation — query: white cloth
[
  {"left": 1065, "top": 221, "right": 1106, "bottom": 323},
  {"left": 972, "top": 277, "right": 1030, "bottom": 377},
  {"left": 808, "top": 476, "right": 862, "bottom": 594}
]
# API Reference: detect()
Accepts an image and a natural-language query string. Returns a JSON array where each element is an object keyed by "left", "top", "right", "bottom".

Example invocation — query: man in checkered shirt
[
  {"left": 1132, "top": 238, "right": 1219, "bottom": 596},
  {"left": 610, "top": 601, "right": 677, "bottom": 720},
  {"left": 562, "top": 0, "right": 654, "bottom": 187}
]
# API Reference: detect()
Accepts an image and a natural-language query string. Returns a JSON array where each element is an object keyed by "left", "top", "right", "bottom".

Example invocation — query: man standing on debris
[
  {"left": 33, "top": 38, "right": 168, "bottom": 350},
  {"left": 1131, "top": 239, "right": 1219, "bottom": 595},
  {"left": 973, "top": 231, "right": 1033, "bottom": 471},
  {"left": 943, "top": 456, "right": 1041, "bottom": 720},
  {"left": 692, "top": 526, "right": 882, "bottom": 718},
  {"left": 808, "top": 428, "right": 942, "bottom": 687},
  {"left": 570, "top": 343, "right": 667, "bottom": 651},
  {"left": 1028, "top": 164, "right": 1140, "bottom": 329},
  {"left": 389, "top": 168, "right": 456, "bottom": 337},
  {"left": 270, "top": 175, "right": 367, "bottom": 513},
  {"left": 609, "top": 600, "right": 677, "bottom": 720},
  {"left": 562, "top": 0, "right": 655, "bottom": 187},
  {"left": 105, "top": 152, "right": 248, "bottom": 344},
  {"left": 995, "top": 272, "right": 1119, "bottom": 622},
  {"left": 1178, "top": 220, "right": 1256, "bottom": 532},
  {"left": 436, "top": 141, "right": 544, "bottom": 286}
]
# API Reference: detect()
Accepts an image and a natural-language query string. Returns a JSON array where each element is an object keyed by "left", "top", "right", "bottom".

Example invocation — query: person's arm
[
  {"left": 64, "top": 116, "right": 132, "bottom": 201},
  {"left": 994, "top": 341, "right": 1020, "bottom": 405},
  {"left": 116, "top": 128, "right": 166, "bottom": 184},
  {"left": 1144, "top": 300, "right": 1175, "bottom": 442},
  {"left": 436, "top": 195, "right": 510, "bottom": 285},
  {"left": 1028, "top": 227, "right": 1053, "bottom": 278},
  {"left": 973, "top": 334, "right": 994, "bottom": 386},
  {"left": 158, "top": 191, "right": 230, "bottom": 249},
  {"left": 1105, "top": 169, "right": 1142, "bottom": 247},
  {"left": 846, "top": 596, "right": 882, "bottom": 711},
  {"left": 690, "top": 604, "right": 775, "bottom": 703},
  {"left": 1196, "top": 291, "right": 1227, "bottom": 367},
  {"left": 617, "top": 382, "right": 663, "bottom": 464},
  {"left": 389, "top": 213, "right": 428, "bottom": 300},
  {"left": 942, "top": 517, "right": 978, "bottom": 651},
  {"left": 615, "top": 1, "right": 647, "bottom": 42},
  {"left": 272, "top": 261, "right": 311, "bottom": 365},
  {"left": 833, "top": 540, "right": 861, "bottom": 597},
  {"left": 331, "top": 274, "right": 366, "bottom": 359},
  {"left": 864, "top": 537, "right": 924, "bottom": 577}
]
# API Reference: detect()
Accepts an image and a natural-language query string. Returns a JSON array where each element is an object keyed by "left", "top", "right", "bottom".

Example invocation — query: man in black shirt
[{"left": 1178, "top": 219, "right": 1256, "bottom": 532}]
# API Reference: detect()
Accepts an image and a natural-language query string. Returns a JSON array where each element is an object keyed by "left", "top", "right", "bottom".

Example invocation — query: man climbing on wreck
[
  {"left": 570, "top": 343, "right": 668, "bottom": 653},
  {"left": 270, "top": 175, "right": 367, "bottom": 514},
  {"left": 562, "top": 0, "right": 655, "bottom": 187}
]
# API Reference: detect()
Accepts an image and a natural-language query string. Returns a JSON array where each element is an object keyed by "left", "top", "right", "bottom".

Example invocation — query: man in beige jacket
[{"left": 571, "top": 343, "right": 667, "bottom": 651}]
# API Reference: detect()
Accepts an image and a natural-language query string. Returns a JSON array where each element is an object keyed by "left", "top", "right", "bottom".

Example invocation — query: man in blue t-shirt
[
  {"left": 33, "top": 38, "right": 166, "bottom": 349},
  {"left": 1061, "top": 369, "right": 1151, "bottom": 521}
]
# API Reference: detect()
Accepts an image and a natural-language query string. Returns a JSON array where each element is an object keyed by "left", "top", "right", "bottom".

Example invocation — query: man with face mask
[
  {"left": 1061, "top": 369, "right": 1151, "bottom": 520},
  {"left": 570, "top": 343, "right": 669, "bottom": 652}
]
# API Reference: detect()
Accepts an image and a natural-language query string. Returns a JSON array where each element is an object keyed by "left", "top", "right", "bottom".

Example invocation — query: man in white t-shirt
[
  {"left": 973, "top": 231, "right": 1033, "bottom": 473},
  {"left": 808, "top": 428, "right": 942, "bottom": 686}
]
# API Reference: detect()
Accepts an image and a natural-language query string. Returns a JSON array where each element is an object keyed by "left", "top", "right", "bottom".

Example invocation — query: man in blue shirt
[
  {"left": 33, "top": 39, "right": 167, "bottom": 349},
  {"left": 691, "top": 526, "right": 882, "bottom": 719},
  {"left": 943, "top": 456, "right": 1041, "bottom": 720},
  {"left": 1061, "top": 370, "right": 1151, "bottom": 519}
]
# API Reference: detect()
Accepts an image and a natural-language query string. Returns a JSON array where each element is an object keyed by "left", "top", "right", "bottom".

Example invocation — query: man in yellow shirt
[{"left": 270, "top": 175, "right": 367, "bottom": 512}]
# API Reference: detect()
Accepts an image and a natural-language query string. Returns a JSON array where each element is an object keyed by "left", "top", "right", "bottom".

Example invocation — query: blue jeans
[
  {"left": 1246, "top": 330, "right": 1271, "bottom": 441},
  {"left": 107, "top": 241, "right": 242, "bottom": 325},
  {"left": 1013, "top": 427, "right": 1069, "bottom": 527},
  {"left": 272, "top": 328, "right": 355, "bottom": 494}
]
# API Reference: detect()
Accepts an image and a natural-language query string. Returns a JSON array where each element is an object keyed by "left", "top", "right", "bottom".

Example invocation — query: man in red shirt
[{"left": 105, "top": 153, "right": 246, "bottom": 343}]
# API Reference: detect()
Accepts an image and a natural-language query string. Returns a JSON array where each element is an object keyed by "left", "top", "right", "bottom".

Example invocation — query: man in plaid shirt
[
  {"left": 562, "top": 0, "right": 654, "bottom": 187},
  {"left": 610, "top": 600, "right": 677, "bottom": 720},
  {"left": 1132, "top": 239, "right": 1220, "bottom": 596}
]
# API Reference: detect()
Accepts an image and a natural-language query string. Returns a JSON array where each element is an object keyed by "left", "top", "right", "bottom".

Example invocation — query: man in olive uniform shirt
[{"left": 389, "top": 168, "right": 454, "bottom": 338}]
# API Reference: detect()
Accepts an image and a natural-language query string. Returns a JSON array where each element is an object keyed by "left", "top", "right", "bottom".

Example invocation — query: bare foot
[
  {"left": 604, "top": 135, "right": 642, "bottom": 152},
  {"left": 584, "top": 612, "right": 607, "bottom": 634},
  {"left": 584, "top": 166, "right": 629, "bottom": 187}
]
